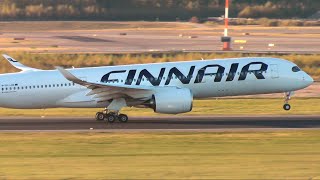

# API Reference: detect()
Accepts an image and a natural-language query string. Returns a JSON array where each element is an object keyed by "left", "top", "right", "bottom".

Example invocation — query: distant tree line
[{"left": 0, "top": 0, "right": 318, "bottom": 20}]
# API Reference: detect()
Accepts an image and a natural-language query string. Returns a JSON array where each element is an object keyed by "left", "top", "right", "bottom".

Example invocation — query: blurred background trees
[{"left": 0, "top": 0, "right": 318, "bottom": 20}]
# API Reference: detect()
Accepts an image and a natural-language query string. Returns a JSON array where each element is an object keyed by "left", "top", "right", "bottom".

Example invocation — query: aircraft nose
[{"left": 304, "top": 73, "right": 314, "bottom": 86}]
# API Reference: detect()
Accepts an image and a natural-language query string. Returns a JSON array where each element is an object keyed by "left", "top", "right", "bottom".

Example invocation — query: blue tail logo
[{"left": 8, "top": 58, "right": 18, "bottom": 62}]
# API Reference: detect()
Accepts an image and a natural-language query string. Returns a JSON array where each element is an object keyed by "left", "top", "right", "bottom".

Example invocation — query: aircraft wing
[
  {"left": 2, "top": 54, "right": 40, "bottom": 72},
  {"left": 56, "top": 67, "right": 154, "bottom": 102}
]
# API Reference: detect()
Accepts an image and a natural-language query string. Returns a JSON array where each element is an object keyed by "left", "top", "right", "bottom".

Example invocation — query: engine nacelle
[{"left": 149, "top": 88, "right": 193, "bottom": 114}]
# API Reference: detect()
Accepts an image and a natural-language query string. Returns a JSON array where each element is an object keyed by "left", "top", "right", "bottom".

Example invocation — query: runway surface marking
[{"left": 0, "top": 115, "right": 319, "bottom": 132}]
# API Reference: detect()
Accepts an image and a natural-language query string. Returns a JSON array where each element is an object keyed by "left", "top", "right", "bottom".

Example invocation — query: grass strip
[{"left": 0, "top": 131, "right": 319, "bottom": 179}]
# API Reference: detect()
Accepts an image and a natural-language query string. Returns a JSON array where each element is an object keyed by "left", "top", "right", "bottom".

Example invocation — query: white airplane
[{"left": 0, "top": 54, "right": 314, "bottom": 123}]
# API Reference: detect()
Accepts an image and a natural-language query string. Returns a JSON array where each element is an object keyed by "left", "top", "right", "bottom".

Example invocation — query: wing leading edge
[{"left": 56, "top": 66, "right": 154, "bottom": 102}]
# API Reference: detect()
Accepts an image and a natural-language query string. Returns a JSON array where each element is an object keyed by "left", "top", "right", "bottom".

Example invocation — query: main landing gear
[
  {"left": 95, "top": 98, "right": 128, "bottom": 123},
  {"left": 95, "top": 110, "right": 129, "bottom": 123},
  {"left": 283, "top": 91, "right": 293, "bottom": 111}
]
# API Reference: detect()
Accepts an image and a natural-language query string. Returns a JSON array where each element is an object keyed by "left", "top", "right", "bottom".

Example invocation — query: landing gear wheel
[
  {"left": 283, "top": 104, "right": 291, "bottom": 111},
  {"left": 95, "top": 112, "right": 105, "bottom": 121},
  {"left": 118, "top": 114, "right": 128, "bottom": 123},
  {"left": 283, "top": 92, "right": 294, "bottom": 111},
  {"left": 105, "top": 113, "right": 117, "bottom": 123}
]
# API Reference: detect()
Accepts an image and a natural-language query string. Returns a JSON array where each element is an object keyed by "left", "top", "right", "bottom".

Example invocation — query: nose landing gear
[{"left": 283, "top": 92, "right": 293, "bottom": 111}]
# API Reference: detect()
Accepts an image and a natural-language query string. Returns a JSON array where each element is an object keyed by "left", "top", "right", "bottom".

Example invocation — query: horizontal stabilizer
[{"left": 2, "top": 54, "right": 40, "bottom": 71}]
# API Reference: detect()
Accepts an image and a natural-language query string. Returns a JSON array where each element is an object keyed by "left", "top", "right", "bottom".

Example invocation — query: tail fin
[{"left": 2, "top": 54, "right": 40, "bottom": 72}]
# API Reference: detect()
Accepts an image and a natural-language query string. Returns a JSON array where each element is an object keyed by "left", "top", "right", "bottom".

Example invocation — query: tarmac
[
  {"left": 1, "top": 22, "right": 319, "bottom": 54},
  {"left": 0, "top": 115, "right": 319, "bottom": 132}
]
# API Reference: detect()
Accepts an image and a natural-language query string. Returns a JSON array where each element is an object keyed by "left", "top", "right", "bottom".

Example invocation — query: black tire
[
  {"left": 105, "top": 113, "right": 117, "bottom": 123},
  {"left": 118, "top": 114, "right": 128, "bottom": 123},
  {"left": 95, "top": 112, "right": 105, "bottom": 121},
  {"left": 283, "top": 104, "right": 291, "bottom": 111}
]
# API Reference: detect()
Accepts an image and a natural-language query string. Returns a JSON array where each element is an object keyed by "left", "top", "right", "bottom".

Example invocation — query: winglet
[{"left": 2, "top": 54, "right": 39, "bottom": 71}]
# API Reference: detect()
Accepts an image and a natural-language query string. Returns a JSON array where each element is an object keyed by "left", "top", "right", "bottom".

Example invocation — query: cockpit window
[{"left": 292, "top": 66, "right": 301, "bottom": 72}]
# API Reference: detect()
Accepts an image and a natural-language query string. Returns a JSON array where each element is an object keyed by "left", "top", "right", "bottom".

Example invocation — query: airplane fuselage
[{"left": 0, "top": 57, "right": 313, "bottom": 110}]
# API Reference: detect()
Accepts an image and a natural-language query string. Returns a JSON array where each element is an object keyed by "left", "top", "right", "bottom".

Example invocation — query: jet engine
[{"left": 148, "top": 88, "right": 193, "bottom": 114}]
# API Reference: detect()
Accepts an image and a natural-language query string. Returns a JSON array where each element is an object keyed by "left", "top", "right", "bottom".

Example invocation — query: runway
[{"left": 0, "top": 115, "right": 319, "bottom": 132}]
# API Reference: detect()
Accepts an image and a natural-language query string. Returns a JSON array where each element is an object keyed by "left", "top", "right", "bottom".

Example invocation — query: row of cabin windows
[
  {"left": 2, "top": 83, "right": 75, "bottom": 91},
  {"left": 104, "top": 71, "right": 267, "bottom": 83}
]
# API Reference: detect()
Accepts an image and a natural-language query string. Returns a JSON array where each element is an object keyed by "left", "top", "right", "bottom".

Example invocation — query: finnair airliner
[{"left": 0, "top": 54, "right": 313, "bottom": 123}]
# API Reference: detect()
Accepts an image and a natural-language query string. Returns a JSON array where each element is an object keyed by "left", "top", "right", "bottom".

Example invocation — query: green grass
[
  {"left": 0, "top": 98, "right": 319, "bottom": 117},
  {"left": 0, "top": 131, "right": 320, "bottom": 179}
]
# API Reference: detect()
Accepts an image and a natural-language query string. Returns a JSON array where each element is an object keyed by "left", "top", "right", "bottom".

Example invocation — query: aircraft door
[{"left": 270, "top": 64, "right": 279, "bottom": 79}]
